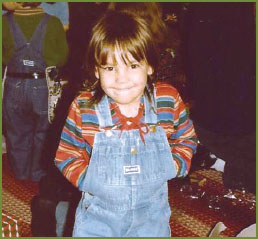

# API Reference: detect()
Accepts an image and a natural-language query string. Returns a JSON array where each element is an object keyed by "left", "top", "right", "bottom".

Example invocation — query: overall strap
[
  {"left": 6, "top": 13, "right": 50, "bottom": 72},
  {"left": 95, "top": 95, "right": 113, "bottom": 128},
  {"left": 144, "top": 86, "right": 158, "bottom": 124},
  {"left": 29, "top": 14, "right": 50, "bottom": 52},
  {"left": 5, "top": 13, "right": 50, "bottom": 52},
  {"left": 5, "top": 13, "right": 27, "bottom": 50}
]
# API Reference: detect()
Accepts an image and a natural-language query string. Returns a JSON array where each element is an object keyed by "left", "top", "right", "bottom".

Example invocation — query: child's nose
[{"left": 115, "top": 68, "right": 128, "bottom": 83}]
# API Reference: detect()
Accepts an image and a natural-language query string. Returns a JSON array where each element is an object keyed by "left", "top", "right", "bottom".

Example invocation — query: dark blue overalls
[
  {"left": 3, "top": 13, "right": 50, "bottom": 182},
  {"left": 73, "top": 92, "right": 178, "bottom": 237}
]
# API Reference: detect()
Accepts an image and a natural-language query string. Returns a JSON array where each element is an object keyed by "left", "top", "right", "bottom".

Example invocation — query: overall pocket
[
  {"left": 32, "top": 79, "right": 48, "bottom": 115},
  {"left": 3, "top": 78, "right": 24, "bottom": 112}
]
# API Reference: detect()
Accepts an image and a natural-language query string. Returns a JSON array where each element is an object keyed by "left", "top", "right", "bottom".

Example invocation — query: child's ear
[
  {"left": 95, "top": 67, "right": 99, "bottom": 79},
  {"left": 147, "top": 66, "right": 154, "bottom": 76}
]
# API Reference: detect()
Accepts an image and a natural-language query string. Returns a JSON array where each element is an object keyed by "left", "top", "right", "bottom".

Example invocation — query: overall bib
[
  {"left": 3, "top": 13, "right": 50, "bottom": 181},
  {"left": 73, "top": 93, "right": 177, "bottom": 237}
]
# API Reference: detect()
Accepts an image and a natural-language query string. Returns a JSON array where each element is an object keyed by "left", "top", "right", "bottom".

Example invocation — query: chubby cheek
[
  {"left": 99, "top": 74, "right": 111, "bottom": 88},
  {"left": 100, "top": 81, "right": 108, "bottom": 92},
  {"left": 100, "top": 80, "right": 114, "bottom": 97},
  {"left": 101, "top": 85, "right": 115, "bottom": 100},
  {"left": 95, "top": 69, "right": 111, "bottom": 91}
]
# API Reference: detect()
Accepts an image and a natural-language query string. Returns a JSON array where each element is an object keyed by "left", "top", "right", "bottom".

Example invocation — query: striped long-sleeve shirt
[{"left": 55, "top": 82, "right": 198, "bottom": 190}]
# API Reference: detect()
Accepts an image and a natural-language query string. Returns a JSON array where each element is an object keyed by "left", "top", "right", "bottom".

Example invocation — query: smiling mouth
[{"left": 114, "top": 87, "right": 133, "bottom": 91}]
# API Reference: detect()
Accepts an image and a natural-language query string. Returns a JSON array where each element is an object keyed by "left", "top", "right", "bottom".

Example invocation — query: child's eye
[
  {"left": 130, "top": 64, "right": 140, "bottom": 69},
  {"left": 101, "top": 66, "right": 114, "bottom": 71},
  {"left": 104, "top": 66, "right": 114, "bottom": 71}
]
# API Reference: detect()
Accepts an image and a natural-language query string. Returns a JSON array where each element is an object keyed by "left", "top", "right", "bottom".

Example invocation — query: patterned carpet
[
  {"left": 168, "top": 170, "right": 256, "bottom": 237},
  {"left": 2, "top": 153, "right": 256, "bottom": 237},
  {"left": 2, "top": 154, "right": 38, "bottom": 237}
]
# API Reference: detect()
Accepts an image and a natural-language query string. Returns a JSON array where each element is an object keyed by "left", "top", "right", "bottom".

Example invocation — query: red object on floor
[
  {"left": 2, "top": 154, "right": 39, "bottom": 237},
  {"left": 2, "top": 213, "right": 20, "bottom": 237}
]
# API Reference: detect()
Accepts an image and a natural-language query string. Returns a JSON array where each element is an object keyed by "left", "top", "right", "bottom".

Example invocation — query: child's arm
[
  {"left": 156, "top": 82, "right": 198, "bottom": 177},
  {"left": 55, "top": 99, "right": 91, "bottom": 190},
  {"left": 168, "top": 90, "right": 198, "bottom": 177}
]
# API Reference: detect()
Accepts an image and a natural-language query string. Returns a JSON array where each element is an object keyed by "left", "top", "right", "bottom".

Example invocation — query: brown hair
[
  {"left": 85, "top": 10, "right": 158, "bottom": 105},
  {"left": 108, "top": 2, "right": 167, "bottom": 46}
]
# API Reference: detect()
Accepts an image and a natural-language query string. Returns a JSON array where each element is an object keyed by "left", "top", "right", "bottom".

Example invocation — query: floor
[{"left": 2, "top": 152, "right": 256, "bottom": 237}]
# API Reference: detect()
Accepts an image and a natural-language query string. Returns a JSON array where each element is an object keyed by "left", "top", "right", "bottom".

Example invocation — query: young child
[
  {"left": 55, "top": 10, "right": 197, "bottom": 237},
  {"left": 3, "top": 2, "right": 68, "bottom": 182}
]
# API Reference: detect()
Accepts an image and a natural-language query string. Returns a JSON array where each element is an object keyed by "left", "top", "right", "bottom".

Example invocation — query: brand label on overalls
[
  {"left": 124, "top": 165, "right": 141, "bottom": 175},
  {"left": 23, "top": 60, "right": 34, "bottom": 66}
]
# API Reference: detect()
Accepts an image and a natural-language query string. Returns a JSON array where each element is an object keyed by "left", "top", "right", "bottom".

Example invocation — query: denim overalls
[
  {"left": 73, "top": 93, "right": 177, "bottom": 237},
  {"left": 3, "top": 13, "right": 50, "bottom": 181}
]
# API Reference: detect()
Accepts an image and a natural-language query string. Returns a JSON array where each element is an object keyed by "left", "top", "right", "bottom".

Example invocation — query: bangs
[
  {"left": 92, "top": 10, "right": 152, "bottom": 67},
  {"left": 95, "top": 40, "right": 147, "bottom": 66}
]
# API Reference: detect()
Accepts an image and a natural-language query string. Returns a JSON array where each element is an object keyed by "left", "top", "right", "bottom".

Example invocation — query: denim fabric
[
  {"left": 6, "top": 13, "right": 49, "bottom": 73},
  {"left": 73, "top": 94, "right": 177, "bottom": 237},
  {"left": 3, "top": 13, "right": 50, "bottom": 182},
  {"left": 56, "top": 201, "right": 69, "bottom": 237},
  {"left": 3, "top": 77, "right": 49, "bottom": 181}
]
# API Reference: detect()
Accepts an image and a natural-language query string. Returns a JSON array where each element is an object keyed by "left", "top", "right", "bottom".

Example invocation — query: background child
[
  {"left": 55, "top": 10, "right": 197, "bottom": 237},
  {"left": 2, "top": 2, "right": 68, "bottom": 182}
]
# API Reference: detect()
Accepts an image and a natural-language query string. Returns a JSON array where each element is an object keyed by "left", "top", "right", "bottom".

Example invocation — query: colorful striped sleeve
[
  {"left": 55, "top": 94, "right": 92, "bottom": 190},
  {"left": 156, "top": 83, "right": 198, "bottom": 177}
]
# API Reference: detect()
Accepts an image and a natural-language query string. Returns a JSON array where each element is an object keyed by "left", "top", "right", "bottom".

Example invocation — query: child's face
[{"left": 95, "top": 50, "right": 153, "bottom": 108}]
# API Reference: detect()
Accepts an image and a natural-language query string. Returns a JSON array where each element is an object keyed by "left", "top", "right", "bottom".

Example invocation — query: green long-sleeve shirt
[{"left": 3, "top": 10, "right": 69, "bottom": 67}]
